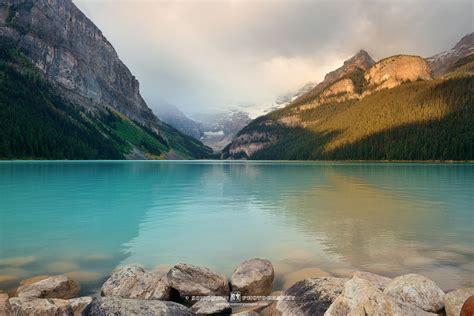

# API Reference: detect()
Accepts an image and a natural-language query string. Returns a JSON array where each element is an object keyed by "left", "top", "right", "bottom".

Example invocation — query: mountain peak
[
  {"left": 428, "top": 32, "right": 474, "bottom": 77},
  {"left": 344, "top": 49, "right": 375, "bottom": 69},
  {"left": 453, "top": 32, "right": 474, "bottom": 50}
]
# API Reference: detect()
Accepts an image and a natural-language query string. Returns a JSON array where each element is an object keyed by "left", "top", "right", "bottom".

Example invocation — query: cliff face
[
  {"left": 428, "top": 33, "right": 474, "bottom": 77},
  {"left": 364, "top": 55, "right": 431, "bottom": 92},
  {"left": 0, "top": 0, "right": 158, "bottom": 130}
]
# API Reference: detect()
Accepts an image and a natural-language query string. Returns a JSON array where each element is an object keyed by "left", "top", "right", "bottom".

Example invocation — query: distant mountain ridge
[
  {"left": 428, "top": 32, "right": 474, "bottom": 77},
  {"left": 223, "top": 34, "right": 474, "bottom": 160},
  {"left": 0, "top": 0, "right": 212, "bottom": 159}
]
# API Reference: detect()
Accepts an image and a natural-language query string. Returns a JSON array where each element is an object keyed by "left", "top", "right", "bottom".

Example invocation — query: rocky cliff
[
  {"left": 0, "top": 0, "right": 159, "bottom": 131},
  {"left": 364, "top": 55, "right": 431, "bottom": 92},
  {"left": 428, "top": 32, "right": 474, "bottom": 77},
  {"left": 0, "top": 0, "right": 212, "bottom": 159}
]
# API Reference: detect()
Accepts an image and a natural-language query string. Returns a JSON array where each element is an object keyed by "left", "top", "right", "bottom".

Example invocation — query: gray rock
[
  {"left": 8, "top": 296, "right": 92, "bottom": 315},
  {"left": 444, "top": 288, "right": 474, "bottom": 316},
  {"left": 231, "top": 258, "right": 274, "bottom": 296},
  {"left": 167, "top": 263, "right": 230, "bottom": 299},
  {"left": 273, "top": 277, "right": 348, "bottom": 316},
  {"left": 68, "top": 296, "right": 94, "bottom": 314},
  {"left": 101, "top": 265, "right": 170, "bottom": 300},
  {"left": 191, "top": 297, "right": 231, "bottom": 315},
  {"left": 9, "top": 297, "right": 72, "bottom": 315},
  {"left": 232, "top": 311, "right": 259, "bottom": 316},
  {"left": 84, "top": 296, "right": 193, "bottom": 316},
  {"left": 325, "top": 277, "right": 435, "bottom": 316},
  {"left": 15, "top": 275, "right": 80, "bottom": 299},
  {"left": 383, "top": 274, "right": 445, "bottom": 313},
  {"left": 352, "top": 271, "right": 392, "bottom": 291}
]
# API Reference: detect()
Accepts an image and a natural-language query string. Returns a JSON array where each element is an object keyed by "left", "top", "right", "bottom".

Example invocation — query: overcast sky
[{"left": 74, "top": 0, "right": 473, "bottom": 117}]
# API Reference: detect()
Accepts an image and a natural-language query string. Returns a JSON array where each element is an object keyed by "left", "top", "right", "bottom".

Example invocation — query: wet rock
[
  {"left": 85, "top": 296, "right": 193, "bottom": 316},
  {"left": 325, "top": 277, "right": 435, "bottom": 316},
  {"left": 445, "top": 288, "right": 474, "bottom": 316},
  {"left": 231, "top": 258, "right": 274, "bottom": 296},
  {"left": 101, "top": 265, "right": 170, "bottom": 300},
  {"left": 273, "top": 277, "right": 348, "bottom": 316},
  {"left": 20, "top": 275, "right": 50, "bottom": 286},
  {"left": 15, "top": 275, "right": 80, "bottom": 299},
  {"left": 353, "top": 271, "right": 392, "bottom": 291},
  {"left": 461, "top": 295, "right": 474, "bottom": 316},
  {"left": 0, "top": 293, "right": 10, "bottom": 315},
  {"left": 383, "top": 273, "right": 445, "bottom": 313},
  {"left": 282, "top": 268, "right": 331, "bottom": 290},
  {"left": 191, "top": 297, "right": 231, "bottom": 315},
  {"left": 167, "top": 263, "right": 230, "bottom": 299}
]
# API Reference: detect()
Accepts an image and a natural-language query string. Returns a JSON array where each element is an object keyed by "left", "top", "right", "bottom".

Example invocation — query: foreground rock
[
  {"left": 445, "top": 288, "right": 474, "bottom": 316},
  {"left": 272, "top": 277, "right": 348, "bottom": 316},
  {"left": 15, "top": 275, "right": 80, "bottom": 299},
  {"left": 325, "top": 277, "right": 435, "bottom": 315},
  {"left": 167, "top": 263, "right": 230, "bottom": 299},
  {"left": 85, "top": 296, "right": 193, "bottom": 315},
  {"left": 191, "top": 297, "right": 231, "bottom": 315},
  {"left": 0, "top": 293, "right": 10, "bottom": 315},
  {"left": 8, "top": 296, "right": 92, "bottom": 315},
  {"left": 461, "top": 295, "right": 474, "bottom": 316},
  {"left": 101, "top": 265, "right": 170, "bottom": 300},
  {"left": 383, "top": 274, "right": 445, "bottom": 313},
  {"left": 231, "top": 258, "right": 274, "bottom": 296},
  {"left": 352, "top": 271, "right": 391, "bottom": 291}
]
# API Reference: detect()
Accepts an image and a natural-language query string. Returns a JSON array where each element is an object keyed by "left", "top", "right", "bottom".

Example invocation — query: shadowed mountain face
[
  {"left": 223, "top": 35, "right": 474, "bottom": 160},
  {"left": 0, "top": 0, "right": 212, "bottom": 159}
]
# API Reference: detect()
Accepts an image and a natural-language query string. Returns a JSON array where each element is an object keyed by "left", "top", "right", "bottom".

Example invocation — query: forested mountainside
[
  {"left": 0, "top": 0, "right": 212, "bottom": 159},
  {"left": 0, "top": 43, "right": 211, "bottom": 159},
  {"left": 223, "top": 35, "right": 474, "bottom": 161}
]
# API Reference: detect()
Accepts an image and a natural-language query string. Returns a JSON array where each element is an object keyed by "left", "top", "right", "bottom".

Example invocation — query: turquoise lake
[{"left": 0, "top": 161, "right": 473, "bottom": 294}]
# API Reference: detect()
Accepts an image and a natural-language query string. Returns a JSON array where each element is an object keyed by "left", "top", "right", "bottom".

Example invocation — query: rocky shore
[{"left": 0, "top": 258, "right": 473, "bottom": 315}]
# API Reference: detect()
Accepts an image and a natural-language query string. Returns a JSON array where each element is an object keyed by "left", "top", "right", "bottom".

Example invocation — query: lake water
[{"left": 0, "top": 161, "right": 473, "bottom": 294}]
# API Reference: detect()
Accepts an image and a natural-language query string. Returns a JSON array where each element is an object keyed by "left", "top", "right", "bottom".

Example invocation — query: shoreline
[{"left": 1, "top": 259, "right": 473, "bottom": 315}]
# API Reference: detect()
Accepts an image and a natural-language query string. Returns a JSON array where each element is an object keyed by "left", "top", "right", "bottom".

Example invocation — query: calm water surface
[{"left": 0, "top": 161, "right": 473, "bottom": 294}]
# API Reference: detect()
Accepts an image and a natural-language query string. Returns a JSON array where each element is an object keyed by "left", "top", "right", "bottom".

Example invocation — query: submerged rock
[
  {"left": 85, "top": 296, "right": 193, "bottom": 316},
  {"left": 231, "top": 258, "right": 274, "bottom": 296},
  {"left": 383, "top": 273, "right": 445, "bottom": 313},
  {"left": 325, "top": 277, "right": 434, "bottom": 316},
  {"left": 101, "top": 265, "right": 170, "bottom": 300},
  {"left": 167, "top": 263, "right": 230, "bottom": 299},
  {"left": 15, "top": 275, "right": 80, "bottom": 299},
  {"left": 445, "top": 288, "right": 474, "bottom": 316},
  {"left": 191, "top": 297, "right": 231, "bottom": 315},
  {"left": 274, "top": 277, "right": 348, "bottom": 316}
]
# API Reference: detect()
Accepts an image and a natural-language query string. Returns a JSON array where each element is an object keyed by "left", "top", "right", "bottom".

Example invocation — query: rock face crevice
[{"left": 0, "top": 0, "right": 159, "bottom": 131}]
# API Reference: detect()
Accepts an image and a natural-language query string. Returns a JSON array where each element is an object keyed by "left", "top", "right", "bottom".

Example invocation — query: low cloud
[{"left": 74, "top": 0, "right": 473, "bottom": 114}]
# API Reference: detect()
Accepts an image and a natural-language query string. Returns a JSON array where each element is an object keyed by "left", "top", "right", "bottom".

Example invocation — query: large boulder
[
  {"left": 325, "top": 277, "right": 435, "bottom": 316},
  {"left": 383, "top": 274, "right": 445, "bottom": 313},
  {"left": 8, "top": 296, "right": 92, "bottom": 315},
  {"left": 352, "top": 271, "right": 391, "bottom": 291},
  {"left": 101, "top": 265, "right": 170, "bottom": 300},
  {"left": 191, "top": 297, "right": 231, "bottom": 315},
  {"left": 273, "top": 277, "right": 348, "bottom": 316},
  {"left": 445, "top": 288, "right": 474, "bottom": 316},
  {"left": 85, "top": 296, "right": 193, "bottom": 316},
  {"left": 231, "top": 258, "right": 274, "bottom": 296},
  {"left": 167, "top": 263, "right": 230, "bottom": 299},
  {"left": 15, "top": 275, "right": 80, "bottom": 299}
]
